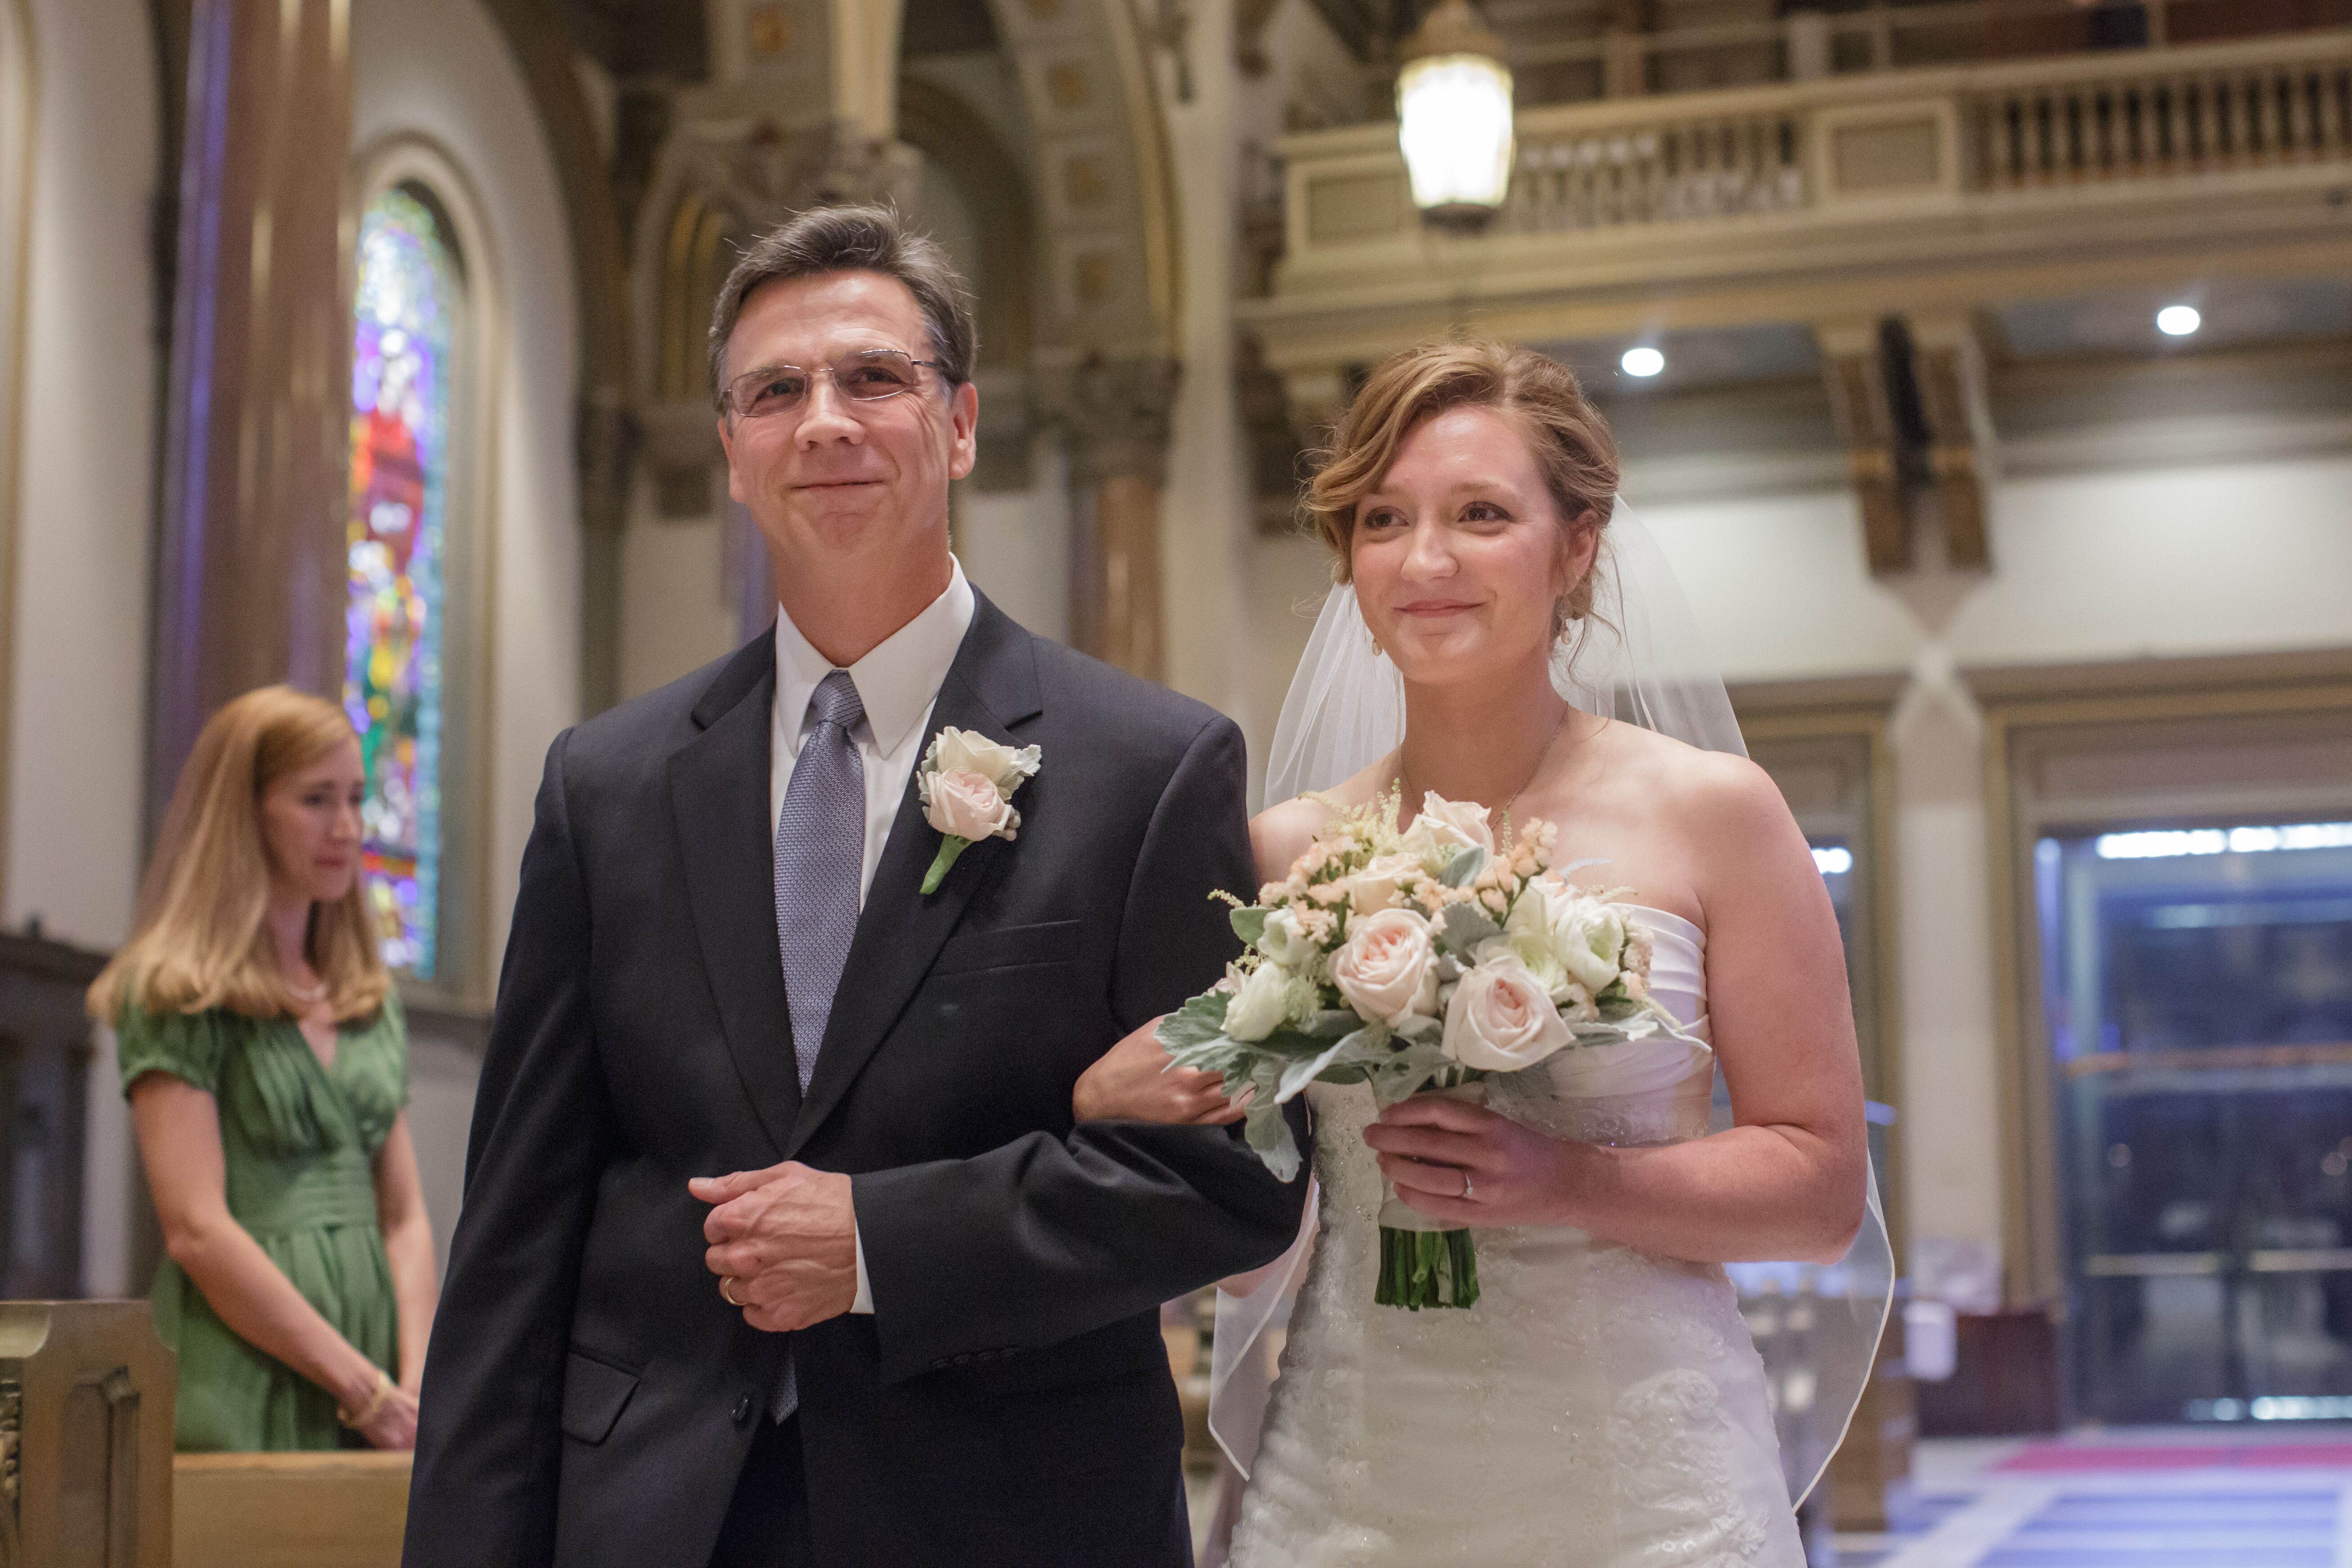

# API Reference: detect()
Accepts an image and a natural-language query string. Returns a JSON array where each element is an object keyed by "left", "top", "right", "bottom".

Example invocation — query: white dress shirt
[{"left": 770, "top": 557, "right": 976, "bottom": 1316}]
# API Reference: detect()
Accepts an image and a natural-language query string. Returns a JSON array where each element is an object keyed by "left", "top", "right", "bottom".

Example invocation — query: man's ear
[
  {"left": 947, "top": 379, "right": 980, "bottom": 482},
  {"left": 718, "top": 415, "right": 745, "bottom": 505}
]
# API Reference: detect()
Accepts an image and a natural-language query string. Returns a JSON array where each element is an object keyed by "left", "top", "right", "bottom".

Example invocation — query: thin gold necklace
[{"left": 1397, "top": 703, "right": 1570, "bottom": 842}]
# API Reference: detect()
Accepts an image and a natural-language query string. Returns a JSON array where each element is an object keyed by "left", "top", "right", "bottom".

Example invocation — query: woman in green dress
[{"left": 87, "top": 685, "right": 438, "bottom": 1451}]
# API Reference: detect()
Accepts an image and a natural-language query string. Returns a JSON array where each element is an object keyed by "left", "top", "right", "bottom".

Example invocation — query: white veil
[{"left": 1213, "top": 500, "right": 1894, "bottom": 1508}]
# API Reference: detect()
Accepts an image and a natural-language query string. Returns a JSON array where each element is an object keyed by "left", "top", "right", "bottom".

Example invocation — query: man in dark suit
[{"left": 402, "top": 205, "right": 1306, "bottom": 1568}]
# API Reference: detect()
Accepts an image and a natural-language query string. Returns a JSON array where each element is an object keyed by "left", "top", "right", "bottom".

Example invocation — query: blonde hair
[
  {"left": 89, "top": 685, "right": 390, "bottom": 1026},
  {"left": 1304, "top": 340, "right": 1621, "bottom": 630}
]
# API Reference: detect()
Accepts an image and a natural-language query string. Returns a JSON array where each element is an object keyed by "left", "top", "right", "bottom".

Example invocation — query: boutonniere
[{"left": 917, "top": 728, "right": 1042, "bottom": 894}]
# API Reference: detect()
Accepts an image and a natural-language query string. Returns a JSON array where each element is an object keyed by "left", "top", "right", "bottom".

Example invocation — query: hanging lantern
[{"left": 1396, "top": 0, "right": 1515, "bottom": 231}]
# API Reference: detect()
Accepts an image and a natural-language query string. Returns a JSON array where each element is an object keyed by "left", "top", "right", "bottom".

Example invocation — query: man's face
[{"left": 717, "top": 269, "right": 978, "bottom": 571}]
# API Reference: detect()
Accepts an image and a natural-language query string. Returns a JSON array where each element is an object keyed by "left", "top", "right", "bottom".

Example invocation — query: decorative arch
[
  {"left": 976, "top": 0, "right": 1180, "bottom": 360},
  {"left": 346, "top": 134, "right": 504, "bottom": 1002}
]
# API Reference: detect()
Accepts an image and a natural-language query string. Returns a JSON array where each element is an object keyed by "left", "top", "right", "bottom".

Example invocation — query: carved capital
[
  {"left": 676, "top": 116, "right": 922, "bottom": 233},
  {"left": 1039, "top": 355, "right": 1183, "bottom": 489},
  {"left": 1819, "top": 322, "right": 1909, "bottom": 573},
  {"left": 1907, "top": 316, "right": 1995, "bottom": 571}
]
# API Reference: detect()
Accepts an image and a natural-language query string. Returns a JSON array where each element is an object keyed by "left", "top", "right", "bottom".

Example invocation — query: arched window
[{"left": 345, "top": 184, "right": 463, "bottom": 978}]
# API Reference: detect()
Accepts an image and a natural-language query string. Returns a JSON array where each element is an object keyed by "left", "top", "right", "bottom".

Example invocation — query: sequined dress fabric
[{"left": 1227, "top": 907, "right": 1803, "bottom": 1568}]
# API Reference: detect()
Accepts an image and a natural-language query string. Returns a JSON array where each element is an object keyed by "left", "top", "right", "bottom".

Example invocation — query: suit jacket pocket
[
  {"left": 932, "top": 919, "right": 1084, "bottom": 977},
  {"left": 560, "top": 1348, "right": 641, "bottom": 1445}
]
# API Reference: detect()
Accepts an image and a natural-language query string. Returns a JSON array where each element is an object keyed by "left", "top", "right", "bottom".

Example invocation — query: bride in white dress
[{"left": 1074, "top": 340, "right": 1873, "bottom": 1566}]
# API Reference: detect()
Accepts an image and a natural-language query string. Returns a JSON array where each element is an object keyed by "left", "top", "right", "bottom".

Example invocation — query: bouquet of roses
[{"left": 1156, "top": 788, "right": 1702, "bottom": 1310}]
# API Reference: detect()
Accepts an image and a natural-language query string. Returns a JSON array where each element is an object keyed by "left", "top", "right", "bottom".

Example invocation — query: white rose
[
  {"left": 1501, "top": 891, "right": 1571, "bottom": 995},
  {"left": 920, "top": 769, "right": 1018, "bottom": 842},
  {"left": 1442, "top": 952, "right": 1571, "bottom": 1071},
  {"left": 928, "top": 728, "right": 1042, "bottom": 793},
  {"left": 1348, "top": 852, "right": 1424, "bottom": 915},
  {"left": 1556, "top": 899, "right": 1627, "bottom": 994},
  {"left": 1329, "top": 907, "right": 1440, "bottom": 1027},
  {"left": 1401, "top": 791, "right": 1496, "bottom": 876},
  {"left": 1257, "top": 906, "right": 1316, "bottom": 969},
  {"left": 1224, "top": 962, "right": 1293, "bottom": 1043}
]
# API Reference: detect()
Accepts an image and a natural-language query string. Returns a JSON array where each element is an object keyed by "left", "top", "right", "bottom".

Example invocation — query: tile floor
[{"left": 1836, "top": 1431, "right": 2352, "bottom": 1568}]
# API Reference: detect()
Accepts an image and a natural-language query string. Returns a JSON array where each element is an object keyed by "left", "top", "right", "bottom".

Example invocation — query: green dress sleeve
[{"left": 116, "top": 1000, "right": 228, "bottom": 1097}]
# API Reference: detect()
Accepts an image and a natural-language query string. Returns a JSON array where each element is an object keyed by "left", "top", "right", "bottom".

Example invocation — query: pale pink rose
[
  {"left": 1442, "top": 952, "right": 1571, "bottom": 1071},
  {"left": 922, "top": 769, "right": 1017, "bottom": 842},
  {"left": 1330, "top": 907, "right": 1440, "bottom": 1027},
  {"left": 1348, "top": 852, "right": 1424, "bottom": 915}
]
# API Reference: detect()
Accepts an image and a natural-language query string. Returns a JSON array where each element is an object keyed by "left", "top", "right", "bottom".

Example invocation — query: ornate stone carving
[
  {"left": 675, "top": 116, "right": 922, "bottom": 234},
  {"left": 0, "top": 1363, "right": 21, "bottom": 1568},
  {"left": 1039, "top": 354, "right": 1181, "bottom": 489}
]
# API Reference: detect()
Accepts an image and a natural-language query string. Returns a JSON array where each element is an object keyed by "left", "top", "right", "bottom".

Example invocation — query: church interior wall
[
  {"left": 4, "top": 0, "right": 160, "bottom": 954},
  {"left": 349, "top": 0, "right": 586, "bottom": 1265},
  {"left": 0, "top": 0, "right": 2339, "bottom": 1439}
]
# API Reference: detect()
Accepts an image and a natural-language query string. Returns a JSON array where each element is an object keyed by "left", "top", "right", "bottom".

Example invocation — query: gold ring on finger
[
  {"left": 1461, "top": 1170, "right": 1476, "bottom": 1201},
  {"left": 720, "top": 1277, "right": 743, "bottom": 1308}
]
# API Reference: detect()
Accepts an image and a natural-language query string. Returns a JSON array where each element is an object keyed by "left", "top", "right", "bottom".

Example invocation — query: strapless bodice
[{"left": 1225, "top": 905, "right": 1805, "bottom": 1568}]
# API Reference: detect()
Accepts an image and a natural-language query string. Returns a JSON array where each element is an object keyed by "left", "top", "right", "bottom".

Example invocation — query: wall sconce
[{"left": 1396, "top": 0, "right": 1514, "bottom": 231}]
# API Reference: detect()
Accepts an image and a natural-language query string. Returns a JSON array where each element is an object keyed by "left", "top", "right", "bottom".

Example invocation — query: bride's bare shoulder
[
  {"left": 1249, "top": 756, "right": 1391, "bottom": 885},
  {"left": 1604, "top": 722, "right": 1795, "bottom": 844}
]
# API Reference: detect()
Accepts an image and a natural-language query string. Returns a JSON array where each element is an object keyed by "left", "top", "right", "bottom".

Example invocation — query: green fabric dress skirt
[{"left": 116, "top": 991, "right": 409, "bottom": 1452}]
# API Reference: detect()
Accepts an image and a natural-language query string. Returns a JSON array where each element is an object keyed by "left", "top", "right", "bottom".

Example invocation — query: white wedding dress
[{"left": 1226, "top": 906, "right": 1805, "bottom": 1568}]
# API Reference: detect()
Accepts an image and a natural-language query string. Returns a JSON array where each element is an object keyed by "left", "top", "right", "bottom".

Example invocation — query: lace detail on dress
[{"left": 1609, "top": 1370, "right": 1772, "bottom": 1565}]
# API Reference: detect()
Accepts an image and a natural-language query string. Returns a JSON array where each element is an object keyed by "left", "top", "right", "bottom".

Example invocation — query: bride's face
[{"left": 1349, "top": 405, "right": 1595, "bottom": 687}]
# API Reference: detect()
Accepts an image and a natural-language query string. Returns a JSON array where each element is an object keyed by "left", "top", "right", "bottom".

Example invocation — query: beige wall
[{"left": 5, "top": 0, "right": 158, "bottom": 951}]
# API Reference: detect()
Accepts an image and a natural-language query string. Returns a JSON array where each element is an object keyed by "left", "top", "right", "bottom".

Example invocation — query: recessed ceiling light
[
  {"left": 1620, "top": 345, "right": 1665, "bottom": 377},
  {"left": 2156, "top": 304, "right": 2202, "bottom": 337}
]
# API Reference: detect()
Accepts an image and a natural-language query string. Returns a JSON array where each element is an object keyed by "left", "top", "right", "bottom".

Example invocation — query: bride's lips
[{"left": 1394, "top": 598, "right": 1481, "bottom": 618}]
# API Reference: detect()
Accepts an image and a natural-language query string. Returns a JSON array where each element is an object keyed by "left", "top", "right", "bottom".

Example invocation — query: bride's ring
[
  {"left": 1460, "top": 1170, "right": 1476, "bottom": 1201},
  {"left": 720, "top": 1277, "right": 743, "bottom": 1308}
]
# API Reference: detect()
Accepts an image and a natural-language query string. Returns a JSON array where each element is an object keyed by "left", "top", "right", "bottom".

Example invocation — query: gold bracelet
[{"left": 336, "top": 1368, "right": 394, "bottom": 1429}]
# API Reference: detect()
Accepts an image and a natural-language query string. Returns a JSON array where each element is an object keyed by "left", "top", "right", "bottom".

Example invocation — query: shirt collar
[{"left": 773, "top": 557, "right": 976, "bottom": 756}]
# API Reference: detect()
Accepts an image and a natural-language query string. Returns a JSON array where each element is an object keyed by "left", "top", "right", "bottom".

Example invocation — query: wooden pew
[{"left": 172, "top": 1451, "right": 409, "bottom": 1568}]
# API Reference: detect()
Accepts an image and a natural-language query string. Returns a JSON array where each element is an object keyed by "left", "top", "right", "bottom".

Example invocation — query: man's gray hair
[{"left": 707, "top": 204, "right": 979, "bottom": 412}]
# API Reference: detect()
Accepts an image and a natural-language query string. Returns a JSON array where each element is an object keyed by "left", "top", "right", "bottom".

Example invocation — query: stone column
[
  {"left": 1048, "top": 357, "right": 1180, "bottom": 682},
  {"left": 148, "top": 0, "right": 353, "bottom": 825},
  {"left": 1818, "top": 319, "right": 1910, "bottom": 574}
]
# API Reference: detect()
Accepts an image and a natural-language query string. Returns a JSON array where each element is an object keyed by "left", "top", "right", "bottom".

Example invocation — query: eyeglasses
[{"left": 722, "top": 349, "right": 946, "bottom": 421}]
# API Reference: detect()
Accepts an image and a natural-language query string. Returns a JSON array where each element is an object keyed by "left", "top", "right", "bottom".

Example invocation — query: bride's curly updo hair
[{"left": 1304, "top": 340, "right": 1620, "bottom": 636}]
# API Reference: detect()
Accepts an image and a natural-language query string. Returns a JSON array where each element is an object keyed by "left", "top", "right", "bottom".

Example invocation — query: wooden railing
[
  {"left": 1970, "top": 47, "right": 2352, "bottom": 187},
  {"left": 1273, "top": 29, "right": 2352, "bottom": 267},
  {"left": 1499, "top": 0, "right": 2352, "bottom": 105}
]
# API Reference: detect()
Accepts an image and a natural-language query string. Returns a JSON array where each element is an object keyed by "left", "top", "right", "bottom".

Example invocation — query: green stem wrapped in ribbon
[{"left": 920, "top": 835, "right": 972, "bottom": 895}]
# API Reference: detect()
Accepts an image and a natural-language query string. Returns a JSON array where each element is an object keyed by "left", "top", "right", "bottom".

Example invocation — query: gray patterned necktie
[
  {"left": 775, "top": 669, "right": 866, "bottom": 1092},
  {"left": 767, "top": 668, "right": 864, "bottom": 1422}
]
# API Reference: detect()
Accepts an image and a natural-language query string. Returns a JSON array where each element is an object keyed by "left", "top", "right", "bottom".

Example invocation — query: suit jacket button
[{"left": 732, "top": 1395, "right": 754, "bottom": 1428}]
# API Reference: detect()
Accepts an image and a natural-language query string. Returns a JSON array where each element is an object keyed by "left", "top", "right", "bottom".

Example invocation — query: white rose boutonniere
[{"left": 916, "top": 727, "right": 1041, "bottom": 894}]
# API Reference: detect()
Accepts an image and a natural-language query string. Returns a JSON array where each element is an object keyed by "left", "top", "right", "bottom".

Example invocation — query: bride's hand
[
  {"left": 1074, "top": 1019, "right": 1245, "bottom": 1125},
  {"left": 1363, "top": 1095, "right": 1577, "bottom": 1228}
]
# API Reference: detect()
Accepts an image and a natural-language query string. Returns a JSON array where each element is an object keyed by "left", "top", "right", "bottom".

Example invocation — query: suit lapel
[
  {"left": 787, "top": 596, "right": 1044, "bottom": 1158},
  {"left": 670, "top": 634, "right": 799, "bottom": 1156}
]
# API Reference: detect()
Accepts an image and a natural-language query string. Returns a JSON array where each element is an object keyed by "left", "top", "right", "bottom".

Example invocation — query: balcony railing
[
  {"left": 1492, "top": 0, "right": 2352, "bottom": 107},
  {"left": 1273, "top": 29, "right": 2352, "bottom": 274}
]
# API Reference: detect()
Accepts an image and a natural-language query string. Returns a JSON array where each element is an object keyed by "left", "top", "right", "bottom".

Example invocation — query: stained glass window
[{"left": 345, "top": 186, "right": 459, "bottom": 978}]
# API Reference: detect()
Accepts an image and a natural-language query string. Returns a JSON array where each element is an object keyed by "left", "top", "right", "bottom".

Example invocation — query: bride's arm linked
[
  {"left": 1072, "top": 800, "right": 1326, "bottom": 1128},
  {"left": 1367, "top": 755, "right": 1868, "bottom": 1264}
]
